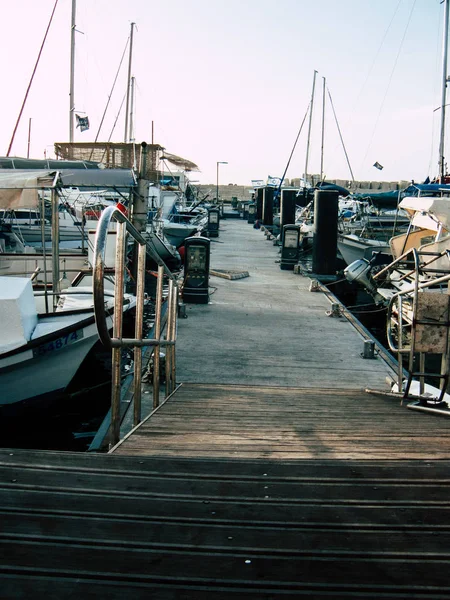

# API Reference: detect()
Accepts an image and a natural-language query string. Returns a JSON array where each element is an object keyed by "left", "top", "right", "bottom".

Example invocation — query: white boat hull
[
  {"left": 337, "top": 234, "right": 391, "bottom": 266},
  {"left": 0, "top": 316, "right": 101, "bottom": 409}
]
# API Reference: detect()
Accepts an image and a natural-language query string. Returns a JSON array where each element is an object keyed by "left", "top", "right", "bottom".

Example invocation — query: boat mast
[
  {"left": 439, "top": 0, "right": 450, "bottom": 182},
  {"left": 124, "top": 22, "right": 135, "bottom": 143},
  {"left": 69, "top": 0, "right": 76, "bottom": 143},
  {"left": 304, "top": 69, "right": 317, "bottom": 186},
  {"left": 129, "top": 76, "right": 135, "bottom": 142},
  {"left": 320, "top": 76, "right": 326, "bottom": 183}
]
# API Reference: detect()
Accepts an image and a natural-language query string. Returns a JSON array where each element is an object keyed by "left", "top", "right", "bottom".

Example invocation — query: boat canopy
[
  {"left": 399, "top": 196, "right": 450, "bottom": 231},
  {"left": 0, "top": 168, "right": 136, "bottom": 209},
  {"left": 0, "top": 171, "right": 58, "bottom": 209}
]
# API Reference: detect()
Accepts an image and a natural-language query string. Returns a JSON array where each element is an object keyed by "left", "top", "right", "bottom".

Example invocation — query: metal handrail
[{"left": 93, "top": 205, "right": 179, "bottom": 446}]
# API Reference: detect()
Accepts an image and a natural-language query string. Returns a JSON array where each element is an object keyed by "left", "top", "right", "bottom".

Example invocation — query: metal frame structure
[
  {"left": 93, "top": 205, "right": 179, "bottom": 446},
  {"left": 382, "top": 248, "right": 450, "bottom": 409}
]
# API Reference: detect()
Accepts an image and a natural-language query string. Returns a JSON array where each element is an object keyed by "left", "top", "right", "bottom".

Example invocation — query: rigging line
[
  {"left": 6, "top": 0, "right": 59, "bottom": 156},
  {"left": 360, "top": 0, "right": 418, "bottom": 171},
  {"left": 351, "top": 0, "right": 403, "bottom": 114},
  {"left": 92, "top": 36, "right": 130, "bottom": 148},
  {"left": 97, "top": 92, "right": 127, "bottom": 165},
  {"left": 327, "top": 88, "right": 355, "bottom": 185},
  {"left": 274, "top": 102, "right": 311, "bottom": 201}
]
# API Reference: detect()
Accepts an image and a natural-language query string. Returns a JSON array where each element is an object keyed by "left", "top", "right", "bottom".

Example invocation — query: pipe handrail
[{"left": 92, "top": 204, "right": 179, "bottom": 446}]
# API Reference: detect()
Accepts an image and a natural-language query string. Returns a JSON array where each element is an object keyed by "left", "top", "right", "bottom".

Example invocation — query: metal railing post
[
  {"left": 111, "top": 220, "right": 127, "bottom": 446},
  {"left": 153, "top": 264, "right": 164, "bottom": 408},
  {"left": 133, "top": 241, "right": 146, "bottom": 426}
]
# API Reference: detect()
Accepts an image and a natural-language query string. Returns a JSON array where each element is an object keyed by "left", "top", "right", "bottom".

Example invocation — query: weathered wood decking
[
  {"left": 113, "top": 383, "right": 450, "bottom": 459},
  {"left": 2, "top": 216, "right": 450, "bottom": 598}
]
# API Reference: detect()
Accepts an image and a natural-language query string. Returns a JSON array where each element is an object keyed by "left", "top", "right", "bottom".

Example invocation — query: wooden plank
[{"left": 114, "top": 384, "right": 450, "bottom": 459}]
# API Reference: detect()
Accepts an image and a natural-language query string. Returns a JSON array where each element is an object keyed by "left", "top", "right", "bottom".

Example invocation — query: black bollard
[
  {"left": 312, "top": 189, "right": 339, "bottom": 275},
  {"left": 256, "top": 188, "right": 263, "bottom": 221},
  {"left": 262, "top": 187, "right": 274, "bottom": 226}
]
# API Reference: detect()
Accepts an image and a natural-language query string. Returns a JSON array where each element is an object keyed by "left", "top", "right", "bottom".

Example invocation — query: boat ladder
[{"left": 92, "top": 205, "right": 179, "bottom": 447}]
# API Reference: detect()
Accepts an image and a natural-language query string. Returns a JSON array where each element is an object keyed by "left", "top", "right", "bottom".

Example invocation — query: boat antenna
[
  {"left": 6, "top": 0, "right": 59, "bottom": 156},
  {"left": 304, "top": 70, "right": 318, "bottom": 186},
  {"left": 439, "top": 0, "right": 450, "bottom": 182},
  {"left": 327, "top": 86, "right": 355, "bottom": 186}
]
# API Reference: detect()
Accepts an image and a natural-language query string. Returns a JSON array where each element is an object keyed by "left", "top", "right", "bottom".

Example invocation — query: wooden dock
[{"left": 2, "top": 217, "right": 450, "bottom": 598}]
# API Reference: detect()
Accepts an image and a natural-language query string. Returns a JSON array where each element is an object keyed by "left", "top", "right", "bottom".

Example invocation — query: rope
[
  {"left": 360, "top": 0, "right": 418, "bottom": 172},
  {"left": 7, "top": 0, "right": 59, "bottom": 156},
  {"left": 327, "top": 88, "right": 355, "bottom": 185},
  {"left": 92, "top": 36, "right": 130, "bottom": 148}
]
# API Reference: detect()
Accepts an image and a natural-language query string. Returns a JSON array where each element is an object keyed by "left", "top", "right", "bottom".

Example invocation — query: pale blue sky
[{"left": 0, "top": 0, "right": 445, "bottom": 185}]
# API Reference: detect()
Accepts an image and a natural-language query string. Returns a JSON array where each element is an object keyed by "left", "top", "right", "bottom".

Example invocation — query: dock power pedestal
[
  {"left": 182, "top": 236, "right": 211, "bottom": 303},
  {"left": 280, "top": 224, "right": 300, "bottom": 270},
  {"left": 207, "top": 207, "right": 220, "bottom": 237}
]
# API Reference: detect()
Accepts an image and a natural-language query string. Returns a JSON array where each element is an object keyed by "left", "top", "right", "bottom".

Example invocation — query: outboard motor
[{"left": 344, "top": 258, "right": 383, "bottom": 303}]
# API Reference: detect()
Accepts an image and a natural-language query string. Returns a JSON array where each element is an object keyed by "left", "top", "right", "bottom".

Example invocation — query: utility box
[
  {"left": 247, "top": 203, "right": 256, "bottom": 224},
  {"left": 280, "top": 224, "right": 300, "bottom": 270},
  {"left": 182, "top": 236, "right": 210, "bottom": 304},
  {"left": 207, "top": 207, "right": 220, "bottom": 237}
]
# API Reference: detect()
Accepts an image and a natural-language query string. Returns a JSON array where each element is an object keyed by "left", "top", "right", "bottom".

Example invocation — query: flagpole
[{"left": 69, "top": 0, "right": 76, "bottom": 143}]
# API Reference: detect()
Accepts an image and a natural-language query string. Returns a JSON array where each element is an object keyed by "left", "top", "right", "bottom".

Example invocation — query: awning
[
  {"left": 0, "top": 171, "right": 58, "bottom": 209},
  {"left": 160, "top": 152, "right": 199, "bottom": 172}
]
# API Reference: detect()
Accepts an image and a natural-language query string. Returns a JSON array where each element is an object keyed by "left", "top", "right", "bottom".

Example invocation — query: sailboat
[{"left": 344, "top": 0, "right": 450, "bottom": 301}]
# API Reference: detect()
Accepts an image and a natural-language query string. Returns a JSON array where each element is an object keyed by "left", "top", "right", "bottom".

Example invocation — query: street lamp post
[{"left": 216, "top": 161, "right": 228, "bottom": 205}]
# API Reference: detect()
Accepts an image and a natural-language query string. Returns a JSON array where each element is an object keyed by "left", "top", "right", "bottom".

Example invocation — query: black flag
[{"left": 75, "top": 114, "right": 90, "bottom": 132}]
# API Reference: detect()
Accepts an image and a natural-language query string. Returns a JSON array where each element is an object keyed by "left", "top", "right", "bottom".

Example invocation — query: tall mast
[
  {"left": 304, "top": 69, "right": 317, "bottom": 186},
  {"left": 129, "top": 76, "right": 135, "bottom": 142},
  {"left": 439, "top": 0, "right": 450, "bottom": 182},
  {"left": 124, "top": 22, "right": 135, "bottom": 143},
  {"left": 69, "top": 0, "right": 76, "bottom": 143},
  {"left": 320, "top": 76, "right": 326, "bottom": 183}
]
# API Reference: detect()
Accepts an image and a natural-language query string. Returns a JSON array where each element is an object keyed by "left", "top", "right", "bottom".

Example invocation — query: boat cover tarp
[
  {"left": 351, "top": 190, "right": 401, "bottom": 209},
  {"left": 57, "top": 169, "right": 136, "bottom": 188},
  {"left": 0, "top": 157, "right": 101, "bottom": 170},
  {"left": 0, "top": 171, "right": 57, "bottom": 209}
]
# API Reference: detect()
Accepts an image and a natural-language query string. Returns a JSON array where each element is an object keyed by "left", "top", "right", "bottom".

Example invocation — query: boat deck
[{"left": 2, "top": 216, "right": 450, "bottom": 598}]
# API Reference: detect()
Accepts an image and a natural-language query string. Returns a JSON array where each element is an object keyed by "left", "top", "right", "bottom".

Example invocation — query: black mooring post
[
  {"left": 256, "top": 188, "right": 263, "bottom": 221},
  {"left": 312, "top": 189, "right": 339, "bottom": 275},
  {"left": 280, "top": 189, "right": 297, "bottom": 244},
  {"left": 262, "top": 187, "right": 274, "bottom": 226},
  {"left": 280, "top": 190, "right": 297, "bottom": 228}
]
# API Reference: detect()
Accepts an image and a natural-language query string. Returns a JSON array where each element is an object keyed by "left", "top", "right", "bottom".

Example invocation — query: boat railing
[
  {"left": 93, "top": 205, "right": 179, "bottom": 447},
  {"left": 385, "top": 247, "right": 450, "bottom": 404}
]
